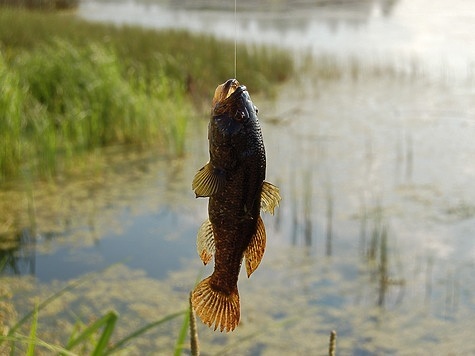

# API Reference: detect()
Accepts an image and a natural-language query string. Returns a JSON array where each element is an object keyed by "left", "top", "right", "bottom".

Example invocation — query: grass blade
[
  {"left": 65, "top": 316, "right": 86, "bottom": 351},
  {"left": 64, "top": 311, "right": 118, "bottom": 352},
  {"left": 105, "top": 310, "right": 185, "bottom": 354},
  {"left": 0, "top": 334, "right": 77, "bottom": 355},
  {"left": 8, "top": 274, "right": 93, "bottom": 336},
  {"left": 173, "top": 306, "right": 190, "bottom": 356},
  {"left": 92, "top": 311, "right": 118, "bottom": 356},
  {"left": 26, "top": 304, "right": 39, "bottom": 356},
  {"left": 8, "top": 263, "right": 121, "bottom": 337}
]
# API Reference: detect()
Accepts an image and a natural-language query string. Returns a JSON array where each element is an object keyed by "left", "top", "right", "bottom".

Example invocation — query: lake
[{"left": 2, "top": 0, "right": 475, "bottom": 354}]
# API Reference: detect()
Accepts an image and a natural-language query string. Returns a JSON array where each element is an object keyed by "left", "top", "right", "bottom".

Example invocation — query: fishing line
[{"left": 234, "top": 0, "right": 237, "bottom": 79}]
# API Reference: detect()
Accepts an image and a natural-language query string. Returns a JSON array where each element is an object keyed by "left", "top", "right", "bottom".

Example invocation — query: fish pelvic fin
[
  {"left": 260, "top": 181, "right": 282, "bottom": 215},
  {"left": 244, "top": 215, "right": 266, "bottom": 277},
  {"left": 197, "top": 219, "right": 215, "bottom": 265},
  {"left": 191, "top": 277, "right": 240, "bottom": 332},
  {"left": 192, "top": 162, "right": 226, "bottom": 198}
]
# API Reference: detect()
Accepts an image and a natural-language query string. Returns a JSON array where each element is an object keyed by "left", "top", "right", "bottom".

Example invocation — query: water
[
  {"left": 78, "top": 0, "right": 475, "bottom": 80},
  {"left": 2, "top": 0, "right": 475, "bottom": 354}
]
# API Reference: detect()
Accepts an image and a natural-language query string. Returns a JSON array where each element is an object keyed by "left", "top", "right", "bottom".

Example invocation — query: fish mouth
[{"left": 212, "top": 79, "right": 244, "bottom": 107}]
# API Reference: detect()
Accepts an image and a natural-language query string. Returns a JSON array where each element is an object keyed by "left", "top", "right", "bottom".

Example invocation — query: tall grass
[
  {"left": 0, "top": 9, "right": 294, "bottom": 181},
  {"left": 0, "top": 42, "right": 191, "bottom": 180},
  {"left": 0, "top": 55, "right": 24, "bottom": 179},
  {"left": 0, "top": 0, "right": 78, "bottom": 10},
  {"left": 0, "top": 9, "right": 293, "bottom": 99}
]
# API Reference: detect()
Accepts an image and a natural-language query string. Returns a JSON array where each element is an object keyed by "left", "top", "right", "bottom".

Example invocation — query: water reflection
[
  {"left": 325, "top": 185, "right": 334, "bottom": 256},
  {"left": 0, "top": 229, "right": 36, "bottom": 276},
  {"left": 0, "top": 144, "right": 208, "bottom": 281}
]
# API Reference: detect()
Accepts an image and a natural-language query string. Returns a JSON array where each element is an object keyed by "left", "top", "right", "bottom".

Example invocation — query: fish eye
[
  {"left": 235, "top": 110, "right": 247, "bottom": 122},
  {"left": 254, "top": 106, "right": 259, "bottom": 114}
]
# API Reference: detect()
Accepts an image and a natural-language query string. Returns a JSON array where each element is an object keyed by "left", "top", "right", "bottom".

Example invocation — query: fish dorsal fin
[
  {"left": 196, "top": 219, "right": 215, "bottom": 265},
  {"left": 244, "top": 216, "right": 266, "bottom": 277},
  {"left": 260, "top": 181, "right": 281, "bottom": 215},
  {"left": 191, "top": 277, "right": 240, "bottom": 332},
  {"left": 192, "top": 162, "right": 226, "bottom": 197}
]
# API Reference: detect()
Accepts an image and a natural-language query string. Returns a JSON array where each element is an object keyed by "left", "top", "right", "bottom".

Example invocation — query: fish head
[
  {"left": 208, "top": 79, "right": 263, "bottom": 172},
  {"left": 212, "top": 78, "right": 240, "bottom": 107},
  {"left": 212, "top": 79, "right": 257, "bottom": 125}
]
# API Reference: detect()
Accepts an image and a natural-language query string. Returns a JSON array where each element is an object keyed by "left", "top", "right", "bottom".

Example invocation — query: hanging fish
[{"left": 191, "top": 78, "right": 281, "bottom": 332}]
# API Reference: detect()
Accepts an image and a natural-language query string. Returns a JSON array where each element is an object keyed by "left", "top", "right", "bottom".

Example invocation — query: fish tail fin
[{"left": 191, "top": 277, "right": 240, "bottom": 332}]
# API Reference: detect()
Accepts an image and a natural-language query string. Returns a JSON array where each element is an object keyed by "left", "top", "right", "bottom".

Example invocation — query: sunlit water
[
  {"left": 78, "top": 0, "right": 475, "bottom": 80},
  {"left": 2, "top": 0, "right": 475, "bottom": 354}
]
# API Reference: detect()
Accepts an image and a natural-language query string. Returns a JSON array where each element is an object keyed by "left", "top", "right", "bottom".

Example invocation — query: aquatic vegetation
[
  {"left": 0, "top": 266, "right": 189, "bottom": 354},
  {"left": 0, "top": 9, "right": 293, "bottom": 98},
  {"left": 0, "top": 0, "right": 78, "bottom": 10},
  {"left": 0, "top": 9, "right": 294, "bottom": 182},
  {"left": 0, "top": 41, "right": 191, "bottom": 181},
  {"left": 0, "top": 55, "right": 27, "bottom": 180},
  {"left": 302, "top": 53, "right": 429, "bottom": 84}
]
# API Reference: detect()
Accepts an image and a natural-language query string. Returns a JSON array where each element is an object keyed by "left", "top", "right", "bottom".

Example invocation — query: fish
[{"left": 191, "top": 78, "right": 281, "bottom": 332}]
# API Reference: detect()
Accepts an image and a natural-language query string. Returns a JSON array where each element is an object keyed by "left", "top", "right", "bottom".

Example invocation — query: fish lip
[
  {"left": 223, "top": 78, "right": 239, "bottom": 95},
  {"left": 212, "top": 79, "right": 247, "bottom": 107},
  {"left": 221, "top": 84, "right": 247, "bottom": 107}
]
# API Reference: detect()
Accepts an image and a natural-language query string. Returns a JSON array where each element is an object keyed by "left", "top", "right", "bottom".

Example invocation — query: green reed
[
  {"left": 1, "top": 42, "right": 191, "bottom": 180},
  {"left": 0, "top": 9, "right": 294, "bottom": 181},
  {"left": 0, "top": 9, "right": 293, "bottom": 98}
]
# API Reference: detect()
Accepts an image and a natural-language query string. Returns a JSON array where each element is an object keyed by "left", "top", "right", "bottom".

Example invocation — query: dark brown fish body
[
  {"left": 208, "top": 80, "right": 265, "bottom": 286},
  {"left": 191, "top": 79, "right": 280, "bottom": 332}
]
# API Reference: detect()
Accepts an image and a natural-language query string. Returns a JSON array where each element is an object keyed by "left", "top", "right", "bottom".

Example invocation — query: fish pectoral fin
[
  {"left": 244, "top": 216, "right": 266, "bottom": 277},
  {"left": 197, "top": 219, "right": 215, "bottom": 265},
  {"left": 192, "top": 162, "right": 226, "bottom": 197},
  {"left": 260, "top": 181, "right": 282, "bottom": 215},
  {"left": 191, "top": 277, "right": 240, "bottom": 332}
]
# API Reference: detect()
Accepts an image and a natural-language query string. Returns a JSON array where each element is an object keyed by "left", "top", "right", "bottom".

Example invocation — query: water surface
[
  {"left": 79, "top": 0, "right": 475, "bottom": 79},
  {"left": 2, "top": 0, "right": 475, "bottom": 354}
]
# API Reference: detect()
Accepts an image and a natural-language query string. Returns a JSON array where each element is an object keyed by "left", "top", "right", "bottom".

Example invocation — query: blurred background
[{"left": 1, "top": 0, "right": 474, "bottom": 354}]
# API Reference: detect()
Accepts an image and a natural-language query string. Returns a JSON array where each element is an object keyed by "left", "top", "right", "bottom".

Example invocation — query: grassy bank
[
  {"left": 0, "top": 9, "right": 294, "bottom": 182},
  {"left": 0, "top": 0, "right": 78, "bottom": 10}
]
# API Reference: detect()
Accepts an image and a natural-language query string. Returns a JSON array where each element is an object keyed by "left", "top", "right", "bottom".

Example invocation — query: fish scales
[{"left": 191, "top": 79, "right": 281, "bottom": 332}]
